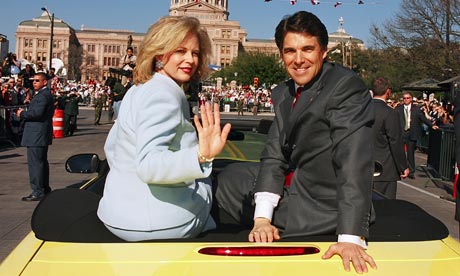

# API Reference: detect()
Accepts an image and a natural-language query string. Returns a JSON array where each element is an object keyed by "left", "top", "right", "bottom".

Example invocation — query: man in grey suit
[
  {"left": 17, "top": 72, "right": 54, "bottom": 201},
  {"left": 216, "top": 11, "right": 376, "bottom": 273},
  {"left": 397, "top": 92, "right": 437, "bottom": 179},
  {"left": 371, "top": 77, "right": 409, "bottom": 199}
]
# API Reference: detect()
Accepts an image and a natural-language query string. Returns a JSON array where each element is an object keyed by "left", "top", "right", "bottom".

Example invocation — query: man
[
  {"left": 236, "top": 96, "right": 245, "bottom": 116},
  {"left": 216, "top": 11, "right": 376, "bottom": 273},
  {"left": 111, "top": 77, "right": 131, "bottom": 120},
  {"left": 35, "top": 62, "right": 47, "bottom": 74},
  {"left": 371, "top": 77, "right": 409, "bottom": 198},
  {"left": 19, "top": 63, "right": 35, "bottom": 90},
  {"left": 93, "top": 86, "right": 104, "bottom": 125},
  {"left": 16, "top": 72, "right": 54, "bottom": 201},
  {"left": 120, "top": 47, "right": 136, "bottom": 85},
  {"left": 63, "top": 88, "right": 81, "bottom": 136},
  {"left": 397, "top": 92, "right": 437, "bottom": 179},
  {"left": 7, "top": 78, "right": 18, "bottom": 106},
  {"left": 47, "top": 67, "right": 60, "bottom": 92}
]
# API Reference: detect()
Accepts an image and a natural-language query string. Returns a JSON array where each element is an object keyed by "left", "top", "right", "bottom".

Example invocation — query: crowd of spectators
[
  {"left": 198, "top": 86, "right": 274, "bottom": 115},
  {"left": 386, "top": 96, "right": 454, "bottom": 128},
  {"left": 0, "top": 50, "right": 455, "bottom": 143}
]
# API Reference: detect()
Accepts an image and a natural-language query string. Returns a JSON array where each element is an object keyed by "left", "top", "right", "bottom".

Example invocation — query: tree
[
  {"left": 370, "top": 0, "right": 460, "bottom": 80},
  {"left": 212, "top": 52, "right": 287, "bottom": 88}
]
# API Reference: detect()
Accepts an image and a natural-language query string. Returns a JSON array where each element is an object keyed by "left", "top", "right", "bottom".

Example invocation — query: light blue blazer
[{"left": 97, "top": 73, "right": 215, "bottom": 238}]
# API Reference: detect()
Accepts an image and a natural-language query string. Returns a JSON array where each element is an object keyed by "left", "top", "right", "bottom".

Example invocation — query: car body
[{"left": 1, "top": 129, "right": 460, "bottom": 276}]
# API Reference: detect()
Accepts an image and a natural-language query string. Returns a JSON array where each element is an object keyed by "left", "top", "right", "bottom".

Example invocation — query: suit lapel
[
  {"left": 278, "top": 80, "right": 296, "bottom": 145},
  {"left": 283, "top": 64, "right": 330, "bottom": 143}
]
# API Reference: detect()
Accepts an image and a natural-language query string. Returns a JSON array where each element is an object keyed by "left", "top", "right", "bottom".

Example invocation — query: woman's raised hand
[{"left": 194, "top": 102, "right": 232, "bottom": 163}]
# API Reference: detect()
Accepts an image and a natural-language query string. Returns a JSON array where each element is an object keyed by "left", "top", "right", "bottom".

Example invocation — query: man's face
[
  {"left": 127, "top": 49, "right": 133, "bottom": 57},
  {"left": 402, "top": 94, "right": 412, "bottom": 105},
  {"left": 32, "top": 75, "right": 47, "bottom": 91},
  {"left": 7, "top": 79, "right": 14, "bottom": 88},
  {"left": 281, "top": 32, "right": 328, "bottom": 87}
]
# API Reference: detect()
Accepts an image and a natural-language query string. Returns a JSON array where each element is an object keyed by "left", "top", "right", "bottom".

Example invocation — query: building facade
[
  {"left": 15, "top": 12, "right": 81, "bottom": 79},
  {"left": 15, "top": 1, "right": 363, "bottom": 82}
]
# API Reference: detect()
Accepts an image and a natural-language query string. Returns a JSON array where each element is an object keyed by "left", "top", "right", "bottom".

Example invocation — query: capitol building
[{"left": 15, "top": 0, "right": 364, "bottom": 81}]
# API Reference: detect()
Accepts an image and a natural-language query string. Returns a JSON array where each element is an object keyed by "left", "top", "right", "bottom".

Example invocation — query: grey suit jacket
[
  {"left": 20, "top": 87, "right": 55, "bottom": 147},
  {"left": 255, "top": 62, "right": 374, "bottom": 238},
  {"left": 372, "top": 99, "right": 407, "bottom": 181}
]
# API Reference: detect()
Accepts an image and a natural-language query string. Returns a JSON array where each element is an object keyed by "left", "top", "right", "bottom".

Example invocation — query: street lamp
[
  {"left": 234, "top": 72, "right": 238, "bottom": 86},
  {"left": 41, "top": 7, "right": 54, "bottom": 71}
]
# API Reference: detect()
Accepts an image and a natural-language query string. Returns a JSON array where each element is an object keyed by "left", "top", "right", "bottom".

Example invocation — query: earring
[{"left": 155, "top": 60, "right": 164, "bottom": 70}]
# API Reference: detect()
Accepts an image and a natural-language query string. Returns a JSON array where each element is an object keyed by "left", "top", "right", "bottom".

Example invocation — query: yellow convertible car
[{"left": 1, "top": 128, "right": 459, "bottom": 276}]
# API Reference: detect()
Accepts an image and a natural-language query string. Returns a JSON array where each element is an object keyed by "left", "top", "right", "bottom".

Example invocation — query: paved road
[{"left": 0, "top": 108, "right": 458, "bottom": 264}]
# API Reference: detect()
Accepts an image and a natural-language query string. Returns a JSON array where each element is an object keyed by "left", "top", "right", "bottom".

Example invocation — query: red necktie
[
  {"left": 285, "top": 170, "right": 294, "bottom": 187},
  {"left": 292, "top": 87, "right": 303, "bottom": 108}
]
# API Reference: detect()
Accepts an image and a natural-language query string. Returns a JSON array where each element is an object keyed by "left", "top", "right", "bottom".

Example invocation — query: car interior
[{"left": 31, "top": 154, "right": 449, "bottom": 244}]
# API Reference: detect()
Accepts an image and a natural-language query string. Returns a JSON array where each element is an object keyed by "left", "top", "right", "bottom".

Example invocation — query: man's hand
[
  {"left": 400, "top": 168, "right": 410, "bottom": 179},
  {"left": 16, "top": 108, "right": 23, "bottom": 117},
  {"left": 249, "top": 217, "right": 280, "bottom": 242},
  {"left": 322, "top": 242, "right": 377, "bottom": 274}
]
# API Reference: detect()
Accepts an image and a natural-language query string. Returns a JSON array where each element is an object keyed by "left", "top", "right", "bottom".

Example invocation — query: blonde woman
[{"left": 97, "top": 16, "right": 231, "bottom": 241}]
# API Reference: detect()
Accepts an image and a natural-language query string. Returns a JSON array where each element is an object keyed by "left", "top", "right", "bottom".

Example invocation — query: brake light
[{"left": 198, "top": 246, "right": 320, "bottom": 256}]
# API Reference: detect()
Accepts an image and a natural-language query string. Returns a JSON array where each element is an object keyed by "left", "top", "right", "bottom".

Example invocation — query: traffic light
[{"left": 253, "top": 77, "right": 259, "bottom": 88}]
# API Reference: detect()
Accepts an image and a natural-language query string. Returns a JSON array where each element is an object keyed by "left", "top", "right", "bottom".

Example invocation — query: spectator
[
  {"left": 35, "top": 62, "right": 47, "bottom": 74},
  {"left": 63, "top": 88, "right": 81, "bottom": 136},
  {"left": 7, "top": 78, "right": 18, "bottom": 106},
  {"left": 93, "top": 87, "right": 104, "bottom": 125},
  {"left": 120, "top": 46, "right": 136, "bottom": 85},
  {"left": 1, "top": 83, "right": 11, "bottom": 106},
  {"left": 19, "top": 64, "right": 35, "bottom": 90},
  {"left": 3, "top": 53, "right": 21, "bottom": 76},
  {"left": 237, "top": 96, "right": 245, "bottom": 116}
]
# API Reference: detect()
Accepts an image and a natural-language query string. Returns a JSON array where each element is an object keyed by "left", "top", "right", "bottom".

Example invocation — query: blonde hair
[{"left": 134, "top": 16, "right": 212, "bottom": 85}]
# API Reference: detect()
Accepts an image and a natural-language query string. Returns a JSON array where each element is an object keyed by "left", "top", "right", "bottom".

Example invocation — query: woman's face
[{"left": 158, "top": 33, "right": 200, "bottom": 86}]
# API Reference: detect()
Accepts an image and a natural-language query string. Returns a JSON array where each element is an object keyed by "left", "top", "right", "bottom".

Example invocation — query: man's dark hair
[
  {"left": 35, "top": 72, "right": 48, "bottom": 80},
  {"left": 274, "top": 11, "right": 328, "bottom": 51},
  {"left": 127, "top": 46, "right": 134, "bottom": 52},
  {"left": 371, "top": 77, "right": 391, "bottom": 97}
]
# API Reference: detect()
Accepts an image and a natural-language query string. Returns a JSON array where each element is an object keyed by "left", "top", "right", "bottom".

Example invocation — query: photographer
[
  {"left": 120, "top": 47, "right": 136, "bottom": 85},
  {"left": 2, "top": 53, "right": 21, "bottom": 77}
]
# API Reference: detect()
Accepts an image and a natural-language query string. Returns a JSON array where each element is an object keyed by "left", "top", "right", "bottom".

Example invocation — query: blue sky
[{"left": 2, "top": 0, "right": 400, "bottom": 52}]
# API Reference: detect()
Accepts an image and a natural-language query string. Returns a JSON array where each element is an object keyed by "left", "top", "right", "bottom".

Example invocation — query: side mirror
[
  {"left": 374, "top": 161, "right": 383, "bottom": 177},
  {"left": 65, "top": 154, "right": 100, "bottom": 173}
]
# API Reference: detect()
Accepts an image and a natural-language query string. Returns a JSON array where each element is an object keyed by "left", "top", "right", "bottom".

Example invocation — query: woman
[{"left": 97, "top": 16, "right": 231, "bottom": 241}]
